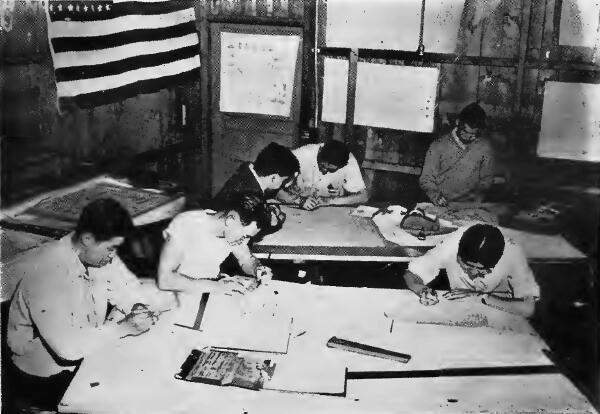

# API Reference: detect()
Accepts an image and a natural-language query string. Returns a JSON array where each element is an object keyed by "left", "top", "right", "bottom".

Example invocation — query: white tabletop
[{"left": 58, "top": 282, "right": 595, "bottom": 414}]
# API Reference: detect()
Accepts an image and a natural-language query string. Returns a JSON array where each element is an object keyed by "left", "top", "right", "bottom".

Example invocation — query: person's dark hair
[
  {"left": 458, "top": 102, "right": 486, "bottom": 130},
  {"left": 318, "top": 140, "right": 350, "bottom": 168},
  {"left": 458, "top": 224, "right": 505, "bottom": 269},
  {"left": 223, "top": 194, "right": 272, "bottom": 231},
  {"left": 74, "top": 198, "right": 135, "bottom": 241},
  {"left": 254, "top": 142, "right": 300, "bottom": 178}
]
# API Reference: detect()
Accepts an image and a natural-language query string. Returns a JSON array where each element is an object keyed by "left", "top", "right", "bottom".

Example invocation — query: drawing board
[{"left": 258, "top": 206, "right": 386, "bottom": 248}]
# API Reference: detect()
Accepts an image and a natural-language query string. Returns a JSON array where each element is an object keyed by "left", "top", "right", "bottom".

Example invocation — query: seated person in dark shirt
[{"left": 213, "top": 142, "right": 300, "bottom": 234}]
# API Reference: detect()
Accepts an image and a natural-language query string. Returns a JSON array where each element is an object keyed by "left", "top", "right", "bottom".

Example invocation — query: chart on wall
[
  {"left": 325, "top": 0, "right": 466, "bottom": 53},
  {"left": 538, "top": 81, "right": 600, "bottom": 162},
  {"left": 559, "top": 0, "right": 600, "bottom": 48},
  {"left": 219, "top": 31, "right": 300, "bottom": 117},
  {"left": 353, "top": 63, "right": 439, "bottom": 132}
]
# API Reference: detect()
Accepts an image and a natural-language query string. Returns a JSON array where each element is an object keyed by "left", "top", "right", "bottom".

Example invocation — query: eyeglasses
[
  {"left": 457, "top": 256, "right": 493, "bottom": 274},
  {"left": 458, "top": 124, "right": 481, "bottom": 139}
]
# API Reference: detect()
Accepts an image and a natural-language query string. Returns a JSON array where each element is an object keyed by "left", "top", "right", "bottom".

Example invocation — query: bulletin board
[
  {"left": 538, "top": 81, "right": 600, "bottom": 162},
  {"left": 217, "top": 26, "right": 302, "bottom": 118}
]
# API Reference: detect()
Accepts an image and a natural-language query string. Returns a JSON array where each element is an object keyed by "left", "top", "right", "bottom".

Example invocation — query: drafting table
[
  {"left": 253, "top": 206, "right": 586, "bottom": 263},
  {"left": 59, "top": 282, "right": 595, "bottom": 414},
  {"left": 0, "top": 175, "right": 185, "bottom": 234}
]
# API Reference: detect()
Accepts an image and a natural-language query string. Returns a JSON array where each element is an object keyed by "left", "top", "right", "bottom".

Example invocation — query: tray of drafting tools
[{"left": 175, "top": 348, "right": 277, "bottom": 391}]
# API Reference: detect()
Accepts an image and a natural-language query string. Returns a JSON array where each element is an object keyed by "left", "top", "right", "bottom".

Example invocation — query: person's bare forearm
[
  {"left": 483, "top": 295, "right": 536, "bottom": 318},
  {"left": 324, "top": 190, "right": 368, "bottom": 206},
  {"left": 403, "top": 270, "right": 427, "bottom": 296}
]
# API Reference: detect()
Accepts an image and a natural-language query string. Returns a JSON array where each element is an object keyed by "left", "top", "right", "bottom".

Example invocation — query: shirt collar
[
  {"left": 61, "top": 234, "right": 90, "bottom": 281},
  {"left": 451, "top": 127, "right": 467, "bottom": 150},
  {"left": 248, "top": 163, "right": 267, "bottom": 193}
]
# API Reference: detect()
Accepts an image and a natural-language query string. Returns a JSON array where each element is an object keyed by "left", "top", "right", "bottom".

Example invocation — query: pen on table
[
  {"left": 295, "top": 331, "right": 307, "bottom": 338},
  {"left": 390, "top": 320, "right": 394, "bottom": 333}
]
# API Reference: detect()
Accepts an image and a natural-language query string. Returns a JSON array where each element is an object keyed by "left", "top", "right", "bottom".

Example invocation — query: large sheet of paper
[
  {"left": 220, "top": 32, "right": 300, "bottom": 117},
  {"left": 538, "top": 81, "right": 600, "bottom": 162},
  {"left": 321, "top": 57, "right": 348, "bottom": 124},
  {"left": 178, "top": 291, "right": 292, "bottom": 354},
  {"left": 559, "top": 0, "right": 600, "bottom": 48},
  {"left": 258, "top": 206, "right": 386, "bottom": 248},
  {"left": 423, "top": 0, "right": 466, "bottom": 53},
  {"left": 325, "top": 0, "right": 466, "bottom": 53},
  {"left": 326, "top": 0, "right": 421, "bottom": 50},
  {"left": 354, "top": 63, "right": 439, "bottom": 132}
]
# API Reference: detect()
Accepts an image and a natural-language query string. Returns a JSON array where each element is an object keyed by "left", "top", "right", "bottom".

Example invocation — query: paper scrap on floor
[{"left": 350, "top": 205, "right": 380, "bottom": 217}]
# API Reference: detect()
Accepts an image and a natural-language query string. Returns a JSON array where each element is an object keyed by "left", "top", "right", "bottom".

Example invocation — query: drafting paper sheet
[
  {"left": 559, "top": 0, "right": 600, "bottom": 48},
  {"left": 180, "top": 292, "right": 292, "bottom": 353},
  {"left": 258, "top": 206, "right": 385, "bottom": 248},
  {"left": 325, "top": 0, "right": 421, "bottom": 50},
  {"left": 220, "top": 32, "right": 300, "bottom": 117},
  {"left": 354, "top": 63, "right": 439, "bottom": 132},
  {"left": 423, "top": 0, "right": 465, "bottom": 53},
  {"left": 321, "top": 58, "right": 348, "bottom": 124},
  {"left": 538, "top": 81, "right": 600, "bottom": 162}
]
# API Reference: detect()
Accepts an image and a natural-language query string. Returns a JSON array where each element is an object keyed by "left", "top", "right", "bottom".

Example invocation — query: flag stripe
[
  {"left": 57, "top": 55, "right": 199, "bottom": 97},
  {"left": 58, "top": 68, "right": 198, "bottom": 109},
  {"left": 51, "top": 21, "right": 196, "bottom": 52},
  {"left": 49, "top": 1, "right": 192, "bottom": 22},
  {"left": 55, "top": 45, "right": 198, "bottom": 82},
  {"left": 49, "top": 7, "right": 195, "bottom": 38},
  {"left": 52, "top": 33, "right": 198, "bottom": 69}
]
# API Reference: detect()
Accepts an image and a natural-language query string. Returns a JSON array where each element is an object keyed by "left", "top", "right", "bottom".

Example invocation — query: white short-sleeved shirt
[
  {"left": 163, "top": 210, "right": 234, "bottom": 280},
  {"left": 292, "top": 143, "right": 366, "bottom": 198},
  {"left": 408, "top": 226, "right": 540, "bottom": 299}
]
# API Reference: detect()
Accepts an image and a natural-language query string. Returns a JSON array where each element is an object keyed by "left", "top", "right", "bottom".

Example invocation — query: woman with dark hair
[
  {"left": 402, "top": 224, "right": 540, "bottom": 317},
  {"left": 157, "top": 194, "right": 274, "bottom": 294}
]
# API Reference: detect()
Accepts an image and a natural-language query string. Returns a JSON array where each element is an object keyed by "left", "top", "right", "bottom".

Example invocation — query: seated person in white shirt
[
  {"left": 277, "top": 140, "right": 368, "bottom": 210},
  {"left": 5, "top": 198, "right": 170, "bottom": 411},
  {"left": 157, "top": 194, "right": 274, "bottom": 294},
  {"left": 402, "top": 224, "right": 540, "bottom": 317}
]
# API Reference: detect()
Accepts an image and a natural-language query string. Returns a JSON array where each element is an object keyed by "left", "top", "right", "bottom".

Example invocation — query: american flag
[{"left": 46, "top": 0, "right": 200, "bottom": 109}]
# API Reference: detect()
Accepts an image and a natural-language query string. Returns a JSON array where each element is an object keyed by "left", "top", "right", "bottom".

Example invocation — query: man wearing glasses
[
  {"left": 278, "top": 140, "right": 368, "bottom": 211},
  {"left": 402, "top": 224, "right": 540, "bottom": 317},
  {"left": 419, "top": 102, "right": 495, "bottom": 206}
]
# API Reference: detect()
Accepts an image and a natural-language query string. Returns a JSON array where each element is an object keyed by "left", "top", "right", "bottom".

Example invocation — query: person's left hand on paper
[
  {"left": 255, "top": 265, "right": 273, "bottom": 285},
  {"left": 442, "top": 289, "right": 482, "bottom": 301}
]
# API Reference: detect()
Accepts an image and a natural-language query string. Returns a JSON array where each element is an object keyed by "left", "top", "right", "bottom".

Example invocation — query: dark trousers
[{"left": 1, "top": 357, "right": 75, "bottom": 412}]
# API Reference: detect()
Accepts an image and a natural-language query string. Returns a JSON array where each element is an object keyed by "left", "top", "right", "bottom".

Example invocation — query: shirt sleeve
[
  {"left": 503, "top": 241, "right": 541, "bottom": 300},
  {"left": 22, "top": 272, "right": 122, "bottom": 363},
  {"left": 419, "top": 141, "right": 442, "bottom": 202},
  {"left": 407, "top": 238, "right": 452, "bottom": 285},
  {"left": 478, "top": 143, "right": 495, "bottom": 190},
  {"left": 342, "top": 155, "right": 367, "bottom": 193}
]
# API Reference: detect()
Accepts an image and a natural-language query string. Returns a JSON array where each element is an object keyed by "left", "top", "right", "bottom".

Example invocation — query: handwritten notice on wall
[
  {"left": 321, "top": 58, "right": 349, "bottom": 124},
  {"left": 559, "top": 0, "right": 600, "bottom": 48},
  {"left": 220, "top": 31, "right": 300, "bottom": 117},
  {"left": 538, "top": 81, "right": 600, "bottom": 162},
  {"left": 354, "top": 63, "right": 439, "bottom": 132}
]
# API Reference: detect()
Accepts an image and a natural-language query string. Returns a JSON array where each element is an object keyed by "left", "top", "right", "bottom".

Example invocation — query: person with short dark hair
[
  {"left": 157, "top": 194, "right": 274, "bottom": 294},
  {"left": 213, "top": 142, "right": 300, "bottom": 233},
  {"left": 419, "top": 102, "right": 495, "bottom": 206},
  {"left": 402, "top": 224, "right": 540, "bottom": 317},
  {"left": 5, "top": 198, "right": 171, "bottom": 411},
  {"left": 278, "top": 140, "right": 368, "bottom": 210}
]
